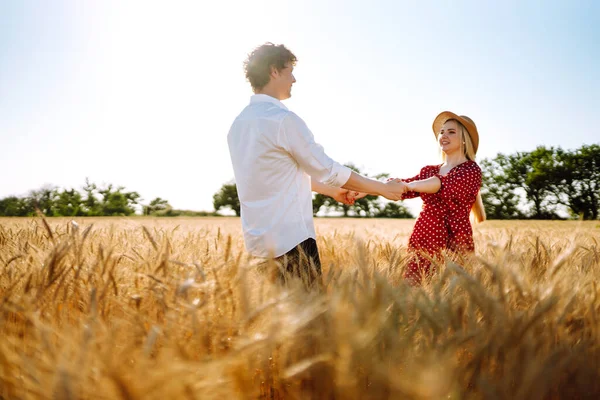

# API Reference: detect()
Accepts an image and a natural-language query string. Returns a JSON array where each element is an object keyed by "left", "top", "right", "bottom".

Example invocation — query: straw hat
[{"left": 432, "top": 111, "right": 479, "bottom": 154}]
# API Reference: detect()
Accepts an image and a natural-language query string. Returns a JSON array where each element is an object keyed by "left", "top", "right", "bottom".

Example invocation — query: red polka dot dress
[{"left": 401, "top": 160, "right": 482, "bottom": 284}]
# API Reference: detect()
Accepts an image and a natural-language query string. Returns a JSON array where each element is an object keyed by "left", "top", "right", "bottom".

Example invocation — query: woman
[{"left": 394, "top": 111, "right": 486, "bottom": 285}]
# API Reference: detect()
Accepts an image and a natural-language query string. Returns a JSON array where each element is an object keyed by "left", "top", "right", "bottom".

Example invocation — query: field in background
[{"left": 1, "top": 217, "right": 599, "bottom": 399}]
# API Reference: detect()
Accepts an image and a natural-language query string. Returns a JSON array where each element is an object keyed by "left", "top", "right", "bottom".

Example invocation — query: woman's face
[{"left": 438, "top": 120, "right": 463, "bottom": 155}]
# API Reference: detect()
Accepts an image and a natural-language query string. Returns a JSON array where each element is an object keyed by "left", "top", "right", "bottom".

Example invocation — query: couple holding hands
[{"left": 228, "top": 43, "right": 485, "bottom": 287}]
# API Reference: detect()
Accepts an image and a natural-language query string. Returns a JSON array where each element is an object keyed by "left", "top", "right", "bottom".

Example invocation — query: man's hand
[
  {"left": 379, "top": 180, "right": 408, "bottom": 201},
  {"left": 387, "top": 178, "right": 412, "bottom": 191}
]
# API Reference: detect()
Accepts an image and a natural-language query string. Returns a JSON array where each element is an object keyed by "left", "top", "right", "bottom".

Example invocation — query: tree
[
  {"left": 97, "top": 185, "right": 140, "bottom": 216},
  {"left": 0, "top": 196, "right": 34, "bottom": 216},
  {"left": 82, "top": 178, "right": 101, "bottom": 216},
  {"left": 54, "top": 189, "right": 84, "bottom": 216},
  {"left": 0, "top": 179, "right": 186, "bottom": 217},
  {"left": 480, "top": 148, "right": 562, "bottom": 219},
  {"left": 144, "top": 197, "right": 171, "bottom": 215},
  {"left": 552, "top": 144, "right": 600, "bottom": 219},
  {"left": 375, "top": 202, "right": 413, "bottom": 218},
  {"left": 213, "top": 183, "right": 240, "bottom": 216},
  {"left": 480, "top": 156, "right": 525, "bottom": 219},
  {"left": 312, "top": 193, "right": 329, "bottom": 216},
  {"left": 511, "top": 147, "right": 562, "bottom": 219},
  {"left": 313, "top": 192, "right": 336, "bottom": 216},
  {"left": 29, "top": 185, "right": 58, "bottom": 216}
]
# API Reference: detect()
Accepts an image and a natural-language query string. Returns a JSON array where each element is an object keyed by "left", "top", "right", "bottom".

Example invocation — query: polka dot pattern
[{"left": 400, "top": 161, "right": 482, "bottom": 284}]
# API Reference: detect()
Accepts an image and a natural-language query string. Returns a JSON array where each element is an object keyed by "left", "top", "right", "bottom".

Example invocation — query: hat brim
[{"left": 432, "top": 111, "right": 479, "bottom": 154}]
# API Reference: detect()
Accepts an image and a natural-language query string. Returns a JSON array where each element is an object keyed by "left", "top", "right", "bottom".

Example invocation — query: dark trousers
[{"left": 275, "top": 238, "right": 322, "bottom": 286}]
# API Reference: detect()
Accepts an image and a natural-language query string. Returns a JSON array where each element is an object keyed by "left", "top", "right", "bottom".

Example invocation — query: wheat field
[{"left": 0, "top": 217, "right": 599, "bottom": 399}]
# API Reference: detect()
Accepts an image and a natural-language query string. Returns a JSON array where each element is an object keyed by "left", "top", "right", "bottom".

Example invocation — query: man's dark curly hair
[{"left": 244, "top": 43, "right": 297, "bottom": 92}]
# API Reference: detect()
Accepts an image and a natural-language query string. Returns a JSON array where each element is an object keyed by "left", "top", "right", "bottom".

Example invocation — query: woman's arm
[
  {"left": 405, "top": 176, "right": 441, "bottom": 194},
  {"left": 386, "top": 166, "right": 433, "bottom": 200}
]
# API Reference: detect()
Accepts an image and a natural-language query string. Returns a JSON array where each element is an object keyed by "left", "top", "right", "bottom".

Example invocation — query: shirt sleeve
[
  {"left": 280, "top": 112, "right": 352, "bottom": 187},
  {"left": 435, "top": 162, "right": 482, "bottom": 204},
  {"left": 400, "top": 166, "right": 431, "bottom": 200}
]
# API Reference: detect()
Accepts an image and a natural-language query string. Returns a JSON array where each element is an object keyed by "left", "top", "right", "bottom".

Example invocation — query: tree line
[
  {"left": 1, "top": 145, "right": 598, "bottom": 219},
  {"left": 481, "top": 144, "right": 599, "bottom": 219},
  {"left": 0, "top": 179, "right": 213, "bottom": 217}
]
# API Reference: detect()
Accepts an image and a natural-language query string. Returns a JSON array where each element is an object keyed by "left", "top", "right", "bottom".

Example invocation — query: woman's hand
[
  {"left": 387, "top": 177, "right": 439, "bottom": 194},
  {"left": 337, "top": 190, "right": 370, "bottom": 204},
  {"left": 379, "top": 180, "right": 408, "bottom": 200},
  {"left": 331, "top": 188, "right": 357, "bottom": 205},
  {"left": 349, "top": 191, "right": 369, "bottom": 201},
  {"left": 386, "top": 178, "right": 410, "bottom": 190}
]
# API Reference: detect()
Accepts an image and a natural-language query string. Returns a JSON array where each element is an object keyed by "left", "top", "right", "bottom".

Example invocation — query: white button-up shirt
[{"left": 227, "top": 94, "right": 352, "bottom": 258}]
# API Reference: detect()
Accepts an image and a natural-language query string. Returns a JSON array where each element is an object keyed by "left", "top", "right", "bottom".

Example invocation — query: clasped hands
[{"left": 334, "top": 178, "right": 409, "bottom": 205}]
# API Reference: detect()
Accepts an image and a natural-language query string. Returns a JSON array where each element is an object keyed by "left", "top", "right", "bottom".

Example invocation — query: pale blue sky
[{"left": 1, "top": 1, "right": 598, "bottom": 215}]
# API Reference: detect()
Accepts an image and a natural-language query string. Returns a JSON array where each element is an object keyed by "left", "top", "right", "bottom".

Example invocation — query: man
[{"left": 228, "top": 43, "right": 406, "bottom": 285}]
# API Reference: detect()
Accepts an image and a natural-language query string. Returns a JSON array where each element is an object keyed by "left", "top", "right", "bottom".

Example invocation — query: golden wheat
[{"left": 0, "top": 217, "right": 599, "bottom": 399}]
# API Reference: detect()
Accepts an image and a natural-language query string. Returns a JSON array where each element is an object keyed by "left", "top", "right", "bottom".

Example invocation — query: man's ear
[{"left": 269, "top": 65, "right": 279, "bottom": 79}]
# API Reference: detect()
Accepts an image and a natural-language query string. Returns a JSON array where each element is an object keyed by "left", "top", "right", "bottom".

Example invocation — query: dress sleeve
[
  {"left": 400, "top": 166, "right": 432, "bottom": 200},
  {"left": 435, "top": 162, "right": 482, "bottom": 204}
]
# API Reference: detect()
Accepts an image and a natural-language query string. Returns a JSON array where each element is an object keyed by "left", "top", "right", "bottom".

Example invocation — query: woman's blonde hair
[{"left": 437, "top": 119, "right": 486, "bottom": 223}]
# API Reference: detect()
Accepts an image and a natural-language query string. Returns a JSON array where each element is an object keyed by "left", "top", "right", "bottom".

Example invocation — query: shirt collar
[{"left": 250, "top": 94, "right": 289, "bottom": 111}]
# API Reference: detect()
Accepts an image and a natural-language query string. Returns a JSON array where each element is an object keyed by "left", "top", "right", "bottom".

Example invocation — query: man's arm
[{"left": 351, "top": 175, "right": 440, "bottom": 202}]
